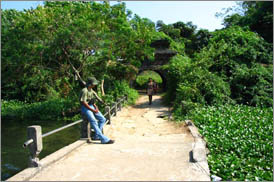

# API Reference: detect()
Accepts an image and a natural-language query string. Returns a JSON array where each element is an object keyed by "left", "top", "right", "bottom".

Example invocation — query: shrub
[
  {"left": 1, "top": 79, "right": 139, "bottom": 121},
  {"left": 1, "top": 98, "right": 77, "bottom": 121},
  {"left": 163, "top": 54, "right": 232, "bottom": 117},
  {"left": 103, "top": 80, "right": 139, "bottom": 105},
  {"left": 230, "top": 63, "right": 273, "bottom": 107},
  {"left": 194, "top": 26, "right": 273, "bottom": 107}
]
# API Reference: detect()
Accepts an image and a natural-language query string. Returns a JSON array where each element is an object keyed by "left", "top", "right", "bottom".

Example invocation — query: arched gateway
[{"left": 138, "top": 39, "right": 177, "bottom": 90}]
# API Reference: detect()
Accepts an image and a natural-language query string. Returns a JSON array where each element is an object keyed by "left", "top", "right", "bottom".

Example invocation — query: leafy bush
[
  {"left": 103, "top": 80, "right": 139, "bottom": 105},
  {"left": 163, "top": 54, "right": 192, "bottom": 103},
  {"left": 186, "top": 104, "right": 273, "bottom": 181},
  {"left": 230, "top": 63, "right": 273, "bottom": 107},
  {"left": 1, "top": 98, "right": 78, "bottom": 121},
  {"left": 1, "top": 79, "right": 138, "bottom": 121},
  {"left": 163, "top": 54, "right": 232, "bottom": 116},
  {"left": 194, "top": 26, "right": 273, "bottom": 107}
]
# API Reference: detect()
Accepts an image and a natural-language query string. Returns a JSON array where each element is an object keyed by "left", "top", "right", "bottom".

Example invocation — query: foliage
[
  {"left": 230, "top": 64, "right": 273, "bottom": 107},
  {"left": 156, "top": 20, "right": 181, "bottom": 41},
  {"left": 194, "top": 26, "right": 273, "bottom": 107},
  {"left": 169, "top": 40, "right": 185, "bottom": 55},
  {"left": 103, "top": 80, "right": 139, "bottom": 105},
  {"left": 1, "top": 98, "right": 78, "bottom": 121},
  {"left": 156, "top": 21, "right": 197, "bottom": 41},
  {"left": 220, "top": 1, "right": 273, "bottom": 43},
  {"left": 187, "top": 29, "right": 212, "bottom": 56},
  {"left": 164, "top": 26, "right": 272, "bottom": 118},
  {"left": 163, "top": 54, "right": 231, "bottom": 115},
  {"left": 156, "top": 20, "right": 211, "bottom": 57},
  {"left": 1, "top": 1, "right": 158, "bottom": 102},
  {"left": 1, "top": 79, "right": 138, "bottom": 121},
  {"left": 185, "top": 104, "right": 273, "bottom": 181},
  {"left": 135, "top": 70, "right": 162, "bottom": 89}
]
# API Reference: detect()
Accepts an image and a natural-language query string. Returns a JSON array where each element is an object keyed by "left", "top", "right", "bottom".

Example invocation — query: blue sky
[{"left": 1, "top": 1, "right": 237, "bottom": 31}]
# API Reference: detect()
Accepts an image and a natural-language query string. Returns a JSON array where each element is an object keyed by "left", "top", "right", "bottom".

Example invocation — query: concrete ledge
[
  {"left": 193, "top": 138, "right": 207, "bottom": 162},
  {"left": 7, "top": 140, "right": 87, "bottom": 181},
  {"left": 185, "top": 120, "right": 211, "bottom": 179}
]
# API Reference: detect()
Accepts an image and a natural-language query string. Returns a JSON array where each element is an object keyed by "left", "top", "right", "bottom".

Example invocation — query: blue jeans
[{"left": 81, "top": 104, "right": 110, "bottom": 143}]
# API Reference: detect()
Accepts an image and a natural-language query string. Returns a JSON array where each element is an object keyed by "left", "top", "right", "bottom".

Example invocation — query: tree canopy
[
  {"left": 2, "top": 1, "right": 273, "bottom": 109},
  {"left": 1, "top": 1, "right": 163, "bottom": 102},
  {"left": 220, "top": 1, "right": 273, "bottom": 43}
]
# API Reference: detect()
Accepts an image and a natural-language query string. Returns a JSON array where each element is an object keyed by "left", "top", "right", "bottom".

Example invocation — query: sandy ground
[
  {"left": 106, "top": 94, "right": 190, "bottom": 139},
  {"left": 29, "top": 94, "right": 210, "bottom": 181}
]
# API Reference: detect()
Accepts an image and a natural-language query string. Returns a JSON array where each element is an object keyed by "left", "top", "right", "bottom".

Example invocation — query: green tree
[
  {"left": 187, "top": 29, "right": 212, "bottom": 56},
  {"left": 156, "top": 20, "right": 211, "bottom": 57},
  {"left": 1, "top": 1, "right": 159, "bottom": 102},
  {"left": 163, "top": 54, "right": 231, "bottom": 116},
  {"left": 173, "top": 21, "right": 197, "bottom": 39},
  {"left": 220, "top": 1, "right": 273, "bottom": 43},
  {"left": 195, "top": 26, "right": 273, "bottom": 106},
  {"left": 156, "top": 20, "right": 181, "bottom": 40}
]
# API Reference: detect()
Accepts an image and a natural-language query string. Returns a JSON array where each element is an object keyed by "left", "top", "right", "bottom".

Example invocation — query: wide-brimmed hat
[{"left": 86, "top": 77, "right": 98, "bottom": 86}]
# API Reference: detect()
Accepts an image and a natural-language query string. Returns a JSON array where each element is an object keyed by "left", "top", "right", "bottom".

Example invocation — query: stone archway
[{"left": 138, "top": 39, "right": 177, "bottom": 91}]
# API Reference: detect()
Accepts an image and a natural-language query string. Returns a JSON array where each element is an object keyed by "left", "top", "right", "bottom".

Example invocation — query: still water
[{"left": 1, "top": 119, "right": 81, "bottom": 181}]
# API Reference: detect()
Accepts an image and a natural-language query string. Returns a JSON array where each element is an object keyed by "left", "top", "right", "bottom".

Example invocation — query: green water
[{"left": 1, "top": 119, "right": 81, "bottom": 181}]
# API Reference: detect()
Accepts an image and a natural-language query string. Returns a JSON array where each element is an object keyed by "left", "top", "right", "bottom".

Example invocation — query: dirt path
[
  {"left": 29, "top": 95, "right": 210, "bottom": 181},
  {"left": 106, "top": 94, "right": 190, "bottom": 139}
]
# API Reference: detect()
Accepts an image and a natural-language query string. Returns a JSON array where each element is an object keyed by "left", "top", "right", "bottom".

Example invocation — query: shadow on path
[
  {"left": 132, "top": 96, "right": 170, "bottom": 118},
  {"left": 132, "top": 98, "right": 162, "bottom": 109}
]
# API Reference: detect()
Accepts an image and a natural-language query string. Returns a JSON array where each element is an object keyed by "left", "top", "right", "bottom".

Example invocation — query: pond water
[{"left": 1, "top": 119, "right": 81, "bottom": 181}]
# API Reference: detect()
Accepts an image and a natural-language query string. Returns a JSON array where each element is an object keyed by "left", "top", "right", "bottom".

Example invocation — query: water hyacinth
[{"left": 186, "top": 104, "right": 273, "bottom": 181}]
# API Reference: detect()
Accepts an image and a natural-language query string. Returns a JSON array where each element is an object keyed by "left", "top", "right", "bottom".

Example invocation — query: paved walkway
[{"left": 29, "top": 95, "right": 210, "bottom": 181}]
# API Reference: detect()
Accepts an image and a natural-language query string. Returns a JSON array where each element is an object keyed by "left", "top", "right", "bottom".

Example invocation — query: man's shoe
[
  {"left": 91, "top": 137, "right": 100, "bottom": 141},
  {"left": 104, "top": 139, "right": 115, "bottom": 144}
]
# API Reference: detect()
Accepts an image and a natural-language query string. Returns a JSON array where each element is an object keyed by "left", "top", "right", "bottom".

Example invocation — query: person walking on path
[
  {"left": 147, "top": 78, "right": 154, "bottom": 105},
  {"left": 153, "top": 80, "right": 158, "bottom": 94},
  {"left": 80, "top": 77, "right": 115, "bottom": 144}
]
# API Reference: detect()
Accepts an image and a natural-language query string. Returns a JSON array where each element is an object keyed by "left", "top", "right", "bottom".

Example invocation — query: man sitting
[{"left": 80, "top": 77, "right": 114, "bottom": 144}]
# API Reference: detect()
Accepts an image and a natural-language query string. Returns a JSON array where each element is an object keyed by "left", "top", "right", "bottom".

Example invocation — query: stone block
[{"left": 27, "top": 126, "right": 43, "bottom": 157}]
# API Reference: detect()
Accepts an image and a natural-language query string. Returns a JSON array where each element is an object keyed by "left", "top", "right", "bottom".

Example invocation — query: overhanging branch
[{"left": 62, "top": 47, "right": 105, "bottom": 104}]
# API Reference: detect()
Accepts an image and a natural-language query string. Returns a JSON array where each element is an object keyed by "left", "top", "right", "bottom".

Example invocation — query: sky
[{"left": 1, "top": 1, "right": 237, "bottom": 31}]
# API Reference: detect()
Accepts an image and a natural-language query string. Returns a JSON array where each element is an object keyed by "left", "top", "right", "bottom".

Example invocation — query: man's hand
[
  {"left": 90, "top": 107, "right": 98, "bottom": 113},
  {"left": 81, "top": 101, "right": 99, "bottom": 113},
  {"left": 93, "top": 104, "right": 99, "bottom": 113}
]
